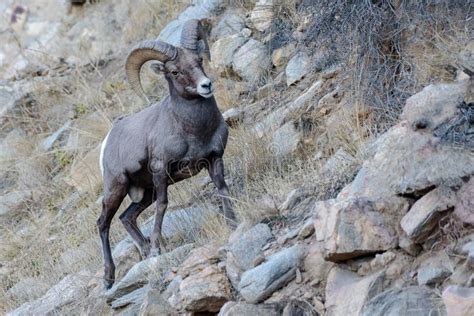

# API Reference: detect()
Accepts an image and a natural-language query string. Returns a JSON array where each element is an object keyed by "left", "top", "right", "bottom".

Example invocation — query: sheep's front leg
[
  {"left": 150, "top": 172, "right": 168, "bottom": 257},
  {"left": 208, "top": 156, "right": 237, "bottom": 228}
]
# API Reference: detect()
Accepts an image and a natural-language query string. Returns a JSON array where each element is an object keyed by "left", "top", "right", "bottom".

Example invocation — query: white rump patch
[
  {"left": 99, "top": 131, "right": 111, "bottom": 176},
  {"left": 129, "top": 186, "right": 145, "bottom": 203}
]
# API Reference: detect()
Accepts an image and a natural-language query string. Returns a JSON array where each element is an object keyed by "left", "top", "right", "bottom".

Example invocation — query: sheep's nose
[
  {"left": 200, "top": 79, "right": 212, "bottom": 90},
  {"left": 197, "top": 77, "right": 214, "bottom": 98}
]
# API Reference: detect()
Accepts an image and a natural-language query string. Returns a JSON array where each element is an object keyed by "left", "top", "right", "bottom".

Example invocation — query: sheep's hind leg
[
  {"left": 97, "top": 183, "right": 127, "bottom": 289},
  {"left": 208, "top": 156, "right": 237, "bottom": 228},
  {"left": 119, "top": 189, "right": 154, "bottom": 259}
]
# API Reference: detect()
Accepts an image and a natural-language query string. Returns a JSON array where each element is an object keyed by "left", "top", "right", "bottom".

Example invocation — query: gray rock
[
  {"left": 322, "top": 148, "right": 357, "bottom": 174},
  {"left": 271, "top": 122, "right": 303, "bottom": 158},
  {"left": 297, "top": 218, "right": 315, "bottom": 240},
  {"left": 462, "top": 240, "right": 474, "bottom": 267},
  {"left": 228, "top": 223, "right": 273, "bottom": 270},
  {"left": 399, "top": 236, "right": 421, "bottom": 256},
  {"left": 139, "top": 287, "right": 175, "bottom": 316},
  {"left": 361, "top": 286, "right": 446, "bottom": 316},
  {"left": 144, "top": 205, "right": 218, "bottom": 241},
  {"left": 250, "top": 0, "right": 274, "bottom": 32},
  {"left": 401, "top": 81, "right": 469, "bottom": 132},
  {"left": 158, "top": 0, "right": 225, "bottom": 46},
  {"left": 238, "top": 245, "right": 305, "bottom": 303},
  {"left": 210, "top": 34, "right": 248, "bottom": 75},
  {"left": 226, "top": 223, "right": 273, "bottom": 287},
  {"left": 111, "top": 286, "right": 148, "bottom": 309},
  {"left": 233, "top": 39, "right": 271, "bottom": 84},
  {"left": 272, "top": 43, "right": 296, "bottom": 69},
  {"left": 417, "top": 253, "right": 453, "bottom": 286},
  {"left": 218, "top": 301, "right": 283, "bottom": 316},
  {"left": 211, "top": 9, "right": 245, "bottom": 40},
  {"left": 348, "top": 81, "right": 473, "bottom": 199},
  {"left": 325, "top": 267, "right": 385, "bottom": 316},
  {"left": 286, "top": 52, "right": 310, "bottom": 86},
  {"left": 106, "top": 244, "right": 194, "bottom": 302},
  {"left": 417, "top": 265, "right": 452, "bottom": 286},
  {"left": 401, "top": 186, "right": 457, "bottom": 243},
  {"left": 7, "top": 273, "right": 89, "bottom": 316},
  {"left": 314, "top": 197, "right": 400, "bottom": 262},
  {"left": 349, "top": 124, "right": 474, "bottom": 199},
  {"left": 253, "top": 80, "right": 323, "bottom": 137}
]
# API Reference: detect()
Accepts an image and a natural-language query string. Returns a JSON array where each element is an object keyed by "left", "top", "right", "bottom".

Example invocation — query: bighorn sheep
[{"left": 98, "top": 19, "right": 236, "bottom": 289}]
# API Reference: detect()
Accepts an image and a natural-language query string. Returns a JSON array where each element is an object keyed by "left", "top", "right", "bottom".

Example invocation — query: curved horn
[
  {"left": 180, "top": 19, "right": 210, "bottom": 59},
  {"left": 125, "top": 40, "right": 177, "bottom": 99}
]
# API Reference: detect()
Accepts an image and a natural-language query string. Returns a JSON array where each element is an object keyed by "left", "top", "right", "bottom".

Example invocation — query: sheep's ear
[{"left": 150, "top": 62, "right": 165, "bottom": 74}]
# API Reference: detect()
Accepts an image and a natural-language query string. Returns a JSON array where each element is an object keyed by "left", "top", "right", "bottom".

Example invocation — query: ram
[{"left": 98, "top": 20, "right": 236, "bottom": 289}]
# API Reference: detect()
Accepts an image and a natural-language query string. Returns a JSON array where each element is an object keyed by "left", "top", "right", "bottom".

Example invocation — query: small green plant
[
  {"left": 74, "top": 103, "right": 89, "bottom": 117},
  {"left": 54, "top": 149, "right": 73, "bottom": 169}
]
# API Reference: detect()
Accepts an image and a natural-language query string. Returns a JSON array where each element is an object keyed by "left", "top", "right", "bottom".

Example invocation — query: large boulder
[
  {"left": 238, "top": 245, "right": 305, "bottom": 304},
  {"left": 349, "top": 81, "right": 473, "bottom": 199},
  {"left": 401, "top": 186, "right": 457, "bottom": 243},
  {"left": 325, "top": 267, "right": 385, "bottom": 316},
  {"left": 7, "top": 273, "right": 88, "bottom": 316},
  {"left": 314, "top": 197, "right": 403, "bottom": 261},
  {"left": 442, "top": 285, "right": 474, "bottom": 316},
  {"left": 361, "top": 286, "right": 446, "bottom": 316},
  {"left": 349, "top": 123, "right": 474, "bottom": 198}
]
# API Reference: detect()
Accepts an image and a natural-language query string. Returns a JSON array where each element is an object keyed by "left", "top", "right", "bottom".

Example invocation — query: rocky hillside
[{"left": 1, "top": 0, "right": 473, "bottom": 315}]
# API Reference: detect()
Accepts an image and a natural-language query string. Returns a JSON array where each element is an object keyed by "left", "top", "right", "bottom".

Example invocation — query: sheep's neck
[{"left": 168, "top": 88, "right": 218, "bottom": 136}]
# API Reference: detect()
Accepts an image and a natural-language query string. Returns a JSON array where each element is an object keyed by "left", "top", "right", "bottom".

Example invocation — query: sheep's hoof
[{"left": 104, "top": 279, "right": 114, "bottom": 290}]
